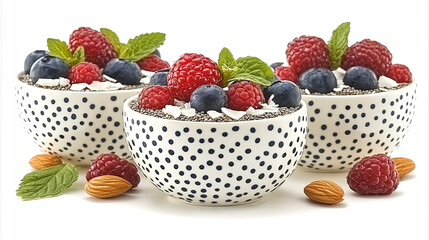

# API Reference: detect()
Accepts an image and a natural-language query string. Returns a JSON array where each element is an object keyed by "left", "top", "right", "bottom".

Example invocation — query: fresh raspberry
[
  {"left": 274, "top": 66, "right": 298, "bottom": 84},
  {"left": 86, "top": 154, "right": 140, "bottom": 188},
  {"left": 138, "top": 85, "right": 174, "bottom": 110},
  {"left": 386, "top": 64, "right": 412, "bottom": 83},
  {"left": 286, "top": 36, "right": 330, "bottom": 76},
  {"left": 167, "top": 53, "right": 222, "bottom": 101},
  {"left": 347, "top": 154, "right": 399, "bottom": 195},
  {"left": 341, "top": 39, "right": 392, "bottom": 77},
  {"left": 69, "top": 27, "right": 117, "bottom": 68},
  {"left": 68, "top": 62, "right": 101, "bottom": 84},
  {"left": 227, "top": 81, "right": 265, "bottom": 111},
  {"left": 137, "top": 54, "right": 170, "bottom": 72}
]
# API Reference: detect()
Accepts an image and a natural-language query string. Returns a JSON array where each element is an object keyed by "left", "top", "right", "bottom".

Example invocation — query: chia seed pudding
[{"left": 300, "top": 83, "right": 411, "bottom": 96}]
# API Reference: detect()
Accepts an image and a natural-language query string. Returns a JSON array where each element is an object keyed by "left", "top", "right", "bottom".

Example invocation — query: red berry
[
  {"left": 347, "top": 154, "right": 399, "bottom": 195},
  {"left": 341, "top": 39, "right": 392, "bottom": 77},
  {"left": 69, "top": 27, "right": 117, "bottom": 68},
  {"left": 86, "top": 154, "right": 140, "bottom": 188},
  {"left": 274, "top": 66, "right": 298, "bottom": 84},
  {"left": 386, "top": 64, "right": 412, "bottom": 83},
  {"left": 167, "top": 53, "right": 222, "bottom": 101},
  {"left": 138, "top": 85, "right": 174, "bottom": 110},
  {"left": 137, "top": 54, "right": 170, "bottom": 72},
  {"left": 227, "top": 81, "right": 265, "bottom": 111},
  {"left": 68, "top": 62, "right": 101, "bottom": 84},
  {"left": 286, "top": 36, "right": 330, "bottom": 76}
]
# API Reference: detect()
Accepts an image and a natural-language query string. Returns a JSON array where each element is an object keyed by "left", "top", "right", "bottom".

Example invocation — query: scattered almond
[
  {"left": 393, "top": 157, "right": 416, "bottom": 178},
  {"left": 304, "top": 180, "right": 344, "bottom": 204},
  {"left": 85, "top": 175, "right": 132, "bottom": 199},
  {"left": 29, "top": 154, "right": 62, "bottom": 170}
]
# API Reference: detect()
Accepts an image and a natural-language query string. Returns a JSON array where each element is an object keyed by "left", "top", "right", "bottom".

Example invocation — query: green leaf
[
  {"left": 218, "top": 47, "right": 237, "bottom": 69},
  {"left": 328, "top": 22, "right": 350, "bottom": 69},
  {"left": 236, "top": 56, "right": 274, "bottom": 83},
  {"left": 220, "top": 65, "right": 239, "bottom": 87},
  {"left": 100, "top": 28, "right": 122, "bottom": 55},
  {"left": 120, "top": 32, "right": 166, "bottom": 61},
  {"left": 16, "top": 163, "right": 79, "bottom": 201},
  {"left": 69, "top": 46, "right": 85, "bottom": 66},
  {"left": 47, "top": 38, "right": 72, "bottom": 60},
  {"left": 229, "top": 73, "right": 273, "bottom": 87}
]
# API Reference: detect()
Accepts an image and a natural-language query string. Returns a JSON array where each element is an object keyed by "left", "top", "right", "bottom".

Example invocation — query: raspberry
[
  {"left": 386, "top": 64, "right": 412, "bottom": 83},
  {"left": 286, "top": 36, "right": 330, "bottom": 76},
  {"left": 68, "top": 62, "right": 101, "bottom": 84},
  {"left": 347, "top": 154, "right": 399, "bottom": 195},
  {"left": 227, "top": 81, "right": 265, "bottom": 111},
  {"left": 69, "top": 27, "right": 117, "bottom": 68},
  {"left": 137, "top": 54, "right": 170, "bottom": 72},
  {"left": 274, "top": 66, "right": 298, "bottom": 84},
  {"left": 341, "top": 39, "right": 392, "bottom": 77},
  {"left": 167, "top": 53, "right": 222, "bottom": 101},
  {"left": 138, "top": 85, "right": 174, "bottom": 110},
  {"left": 86, "top": 154, "right": 140, "bottom": 188}
]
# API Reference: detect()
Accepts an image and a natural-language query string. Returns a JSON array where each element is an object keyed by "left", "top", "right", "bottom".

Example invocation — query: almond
[
  {"left": 393, "top": 157, "right": 416, "bottom": 178},
  {"left": 29, "top": 154, "right": 62, "bottom": 170},
  {"left": 304, "top": 180, "right": 344, "bottom": 204},
  {"left": 85, "top": 175, "right": 132, "bottom": 198}
]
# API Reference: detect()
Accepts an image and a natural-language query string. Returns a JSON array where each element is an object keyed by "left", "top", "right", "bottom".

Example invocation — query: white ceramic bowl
[
  {"left": 299, "top": 82, "right": 416, "bottom": 172},
  {"left": 123, "top": 96, "right": 308, "bottom": 206},
  {"left": 15, "top": 77, "right": 143, "bottom": 165}
]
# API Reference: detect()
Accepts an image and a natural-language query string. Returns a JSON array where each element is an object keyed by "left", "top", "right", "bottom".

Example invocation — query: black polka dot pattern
[
  {"left": 15, "top": 82, "right": 141, "bottom": 165},
  {"left": 123, "top": 97, "right": 308, "bottom": 205},
  {"left": 300, "top": 84, "right": 416, "bottom": 171}
]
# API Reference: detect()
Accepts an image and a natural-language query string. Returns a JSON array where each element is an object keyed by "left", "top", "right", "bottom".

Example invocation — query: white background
[{"left": 1, "top": 0, "right": 428, "bottom": 239}]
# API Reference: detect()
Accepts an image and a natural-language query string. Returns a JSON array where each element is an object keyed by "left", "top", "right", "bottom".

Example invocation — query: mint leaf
[
  {"left": 69, "top": 46, "right": 85, "bottom": 66},
  {"left": 47, "top": 38, "right": 72, "bottom": 60},
  {"left": 236, "top": 56, "right": 274, "bottom": 83},
  {"left": 100, "top": 28, "right": 122, "bottom": 55},
  {"left": 328, "top": 22, "right": 350, "bottom": 69},
  {"left": 218, "top": 47, "right": 236, "bottom": 69},
  {"left": 229, "top": 73, "right": 273, "bottom": 87},
  {"left": 16, "top": 163, "right": 79, "bottom": 201},
  {"left": 120, "top": 32, "right": 165, "bottom": 61}
]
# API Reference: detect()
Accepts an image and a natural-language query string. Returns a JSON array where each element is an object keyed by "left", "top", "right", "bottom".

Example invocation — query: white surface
[{"left": 1, "top": 0, "right": 428, "bottom": 239}]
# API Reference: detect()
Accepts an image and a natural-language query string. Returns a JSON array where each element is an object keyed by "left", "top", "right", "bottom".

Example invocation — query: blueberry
[
  {"left": 343, "top": 66, "right": 377, "bottom": 90},
  {"left": 152, "top": 49, "right": 161, "bottom": 58},
  {"left": 24, "top": 50, "right": 49, "bottom": 74},
  {"left": 299, "top": 68, "right": 336, "bottom": 93},
  {"left": 149, "top": 69, "right": 169, "bottom": 86},
  {"left": 190, "top": 85, "right": 227, "bottom": 112},
  {"left": 30, "top": 56, "right": 70, "bottom": 83},
  {"left": 264, "top": 81, "right": 301, "bottom": 107},
  {"left": 273, "top": 74, "right": 280, "bottom": 82},
  {"left": 102, "top": 58, "right": 142, "bottom": 85},
  {"left": 270, "top": 62, "right": 284, "bottom": 70}
]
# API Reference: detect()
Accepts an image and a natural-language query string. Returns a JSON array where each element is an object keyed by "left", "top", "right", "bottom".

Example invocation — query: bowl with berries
[
  {"left": 123, "top": 48, "right": 308, "bottom": 205},
  {"left": 16, "top": 27, "right": 170, "bottom": 165},
  {"left": 273, "top": 22, "right": 416, "bottom": 172}
]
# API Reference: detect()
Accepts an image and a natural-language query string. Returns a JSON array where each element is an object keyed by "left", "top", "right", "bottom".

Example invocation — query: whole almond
[
  {"left": 85, "top": 175, "right": 132, "bottom": 199},
  {"left": 393, "top": 157, "right": 416, "bottom": 178},
  {"left": 304, "top": 180, "right": 344, "bottom": 204},
  {"left": 29, "top": 154, "right": 62, "bottom": 170}
]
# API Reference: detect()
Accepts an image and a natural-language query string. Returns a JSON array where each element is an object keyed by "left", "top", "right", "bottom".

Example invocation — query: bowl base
[{"left": 167, "top": 195, "right": 264, "bottom": 207}]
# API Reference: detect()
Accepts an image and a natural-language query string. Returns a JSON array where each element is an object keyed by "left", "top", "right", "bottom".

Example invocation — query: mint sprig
[
  {"left": 47, "top": 38, "right": 85, "bottom": 66},
  {"left": 16, "top": 163, "right": 79, "bottom": 201},
  {"left": 328, "top": 22, "right": 350, "bottom": 69}
]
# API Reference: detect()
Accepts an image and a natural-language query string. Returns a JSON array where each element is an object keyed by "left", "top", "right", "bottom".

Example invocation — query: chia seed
[{"left": 300, "top": 83, "right": 410, "bottom": 96}]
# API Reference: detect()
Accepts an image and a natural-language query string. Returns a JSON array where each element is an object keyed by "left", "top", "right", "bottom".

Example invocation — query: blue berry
[
  {"left": 30, "top": 56, "right": 70, "bottom": 83},
  {"left": 273, "top": 74, "right": 280, "bottom": 82},
  {"left": 270, "top": 62, "right": 284, "bottom": 70},
  {"left": 102, "top": 58, "right": 142, "bottom": 85},
  {"left": 152, "top": 49, "right": 161, "bottom": 58},
  {"left": 190, "top": 85, "right": 227, "bottom": 112},
  {"left": 24, "top": 50, "right": 49, "bottom": 74},
  {"left": 299, "top": 68, "right": 336, "bottom": 93},
  {"left": 264, "top": 80, "right": 301, "bottom": 107},
  {"left": 343, "top": 66, "right": 377, "bottom": 90},
  {"left": 149, "top": 69, "right": 169, "bottom": 86}
]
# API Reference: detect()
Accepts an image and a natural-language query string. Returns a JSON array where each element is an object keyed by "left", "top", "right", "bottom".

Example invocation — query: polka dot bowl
[
  {"left": 299, "top": 82, "right": 416, "bottom": 172},
  {"left": 15, "top": 78, "right": 143, "bottom": 165},
  {"left": 123, "top": 96, "right": 308, "bottom": 206}
]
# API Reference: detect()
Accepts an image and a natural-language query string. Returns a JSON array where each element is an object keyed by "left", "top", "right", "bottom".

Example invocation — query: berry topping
[
  {"left": 347, "top": 154, "right": 399, "bottom": 195},
  {"left": 69, "top": 27, "right": 117, "bottom": 68},
  {"left": 24, "top": 50, "right": 49, "bottom": 74},
  {"left": 227, "top": 81, "right": 265, "bottom": 111},
  {"left": 138, "top": 85, "right": 174, "bottom": 110},
  {"left": 86, "top": 154, "right": 140, "bottom": 188},
  {"left": 190, "top": 85, "right": 227, "bottom": 112},
  {"left": 102, "top": 58, "right": 142, "bottom": 85},
  {"left": 274, "top": 66, "right": 298, "bottom": 84},
  {"left": 167, "top": 53, "right": 222, "bottom": 101},
  {"left": 30, "top": 56, "right": 70, "bottom": 83},
  {"left": 68, "top": 62, "right": 102, "bottom": 84},
  {"left": 343, "top": 66, "right": 377, "bottom": 90},
  {"left": 386, "top": 64, "right": 412, "bottom": 83},
  {"left": 137, "top": 54, "right": 170, "bottom": 72},
  {"left": 264, "top": 81, "right": 301, "bottom": 107},
  {"left": 286, "top": 36, "right": 330, "bottom": 75},
  {"left": 299, "top": 68, "right": 337, "bottom": 93},
  {"left": 341, "top": 39, "right": 392, "bottom": 77},
  {"left": 149, "top": 69, "right": 169, "bottom": 86},
  {"left": 270, "top": 62, "right": 284, "bottom": 70}
]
